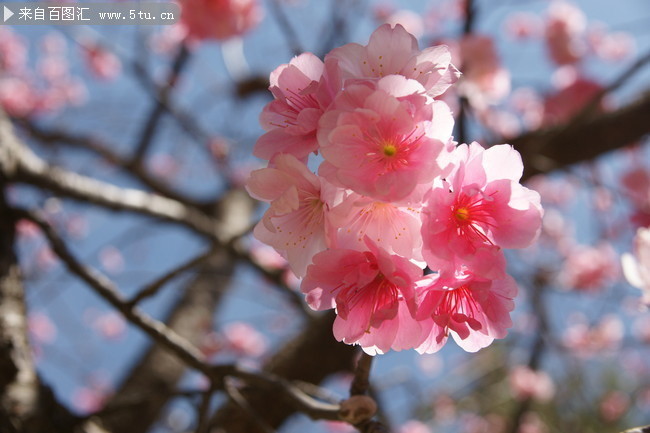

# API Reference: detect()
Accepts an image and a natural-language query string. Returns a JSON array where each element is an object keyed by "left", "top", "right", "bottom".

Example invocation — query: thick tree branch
[{"left": 511, "top": 89, "right": 650, "bottom": 181}]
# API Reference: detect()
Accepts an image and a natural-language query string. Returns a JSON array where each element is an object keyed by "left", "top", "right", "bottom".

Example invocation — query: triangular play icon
[{"left": 4, "top": 6, "right": 14, "bottom": 22}]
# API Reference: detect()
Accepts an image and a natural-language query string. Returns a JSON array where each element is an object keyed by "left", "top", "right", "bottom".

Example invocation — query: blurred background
[{"left": 1, "top": 0, "right": 650, "bottom": 432}]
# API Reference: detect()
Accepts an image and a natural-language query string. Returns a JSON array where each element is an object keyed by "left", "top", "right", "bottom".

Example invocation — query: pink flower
[
  {"left": 222, "top": 321, "right": 268, "bottom": 357},
  {"left": 544, "top": 1, "right": 586, "bottom": 66},
  {"left": 180, "top": 0, "right": 263, "bottom": 42},
  {"left": 508, "top": 365, "right": 555, "bottom": 402},
  {"left": 0, "top": 27, "right": 27, "bottom": 73},
  {"left": 542, "top": 75, "right": 604, "bottom": 126},
  {"left": 246, "top": 154, "right": 339, "bottom": 276},
  {"left": 558, "top": 243, "right": 619, "bottom": 292},
  {"left": 622, "top": 227, "right": 650, "bottom": 305},
  {"left": 620, "top": 166, "right": 650, "bottom": 226},
  {"left": 255, "top": 53, "right": 327, "bottom": 161},
  {"left": 301, "top": 239, "right": 424, "bottom": 353},
  {"left": 504, "top": 12, "right": 542, "bottom": 40},
  {"left": 458, "top": 34, "right": 511, "bottom": 107},
  {"left": 326, "top": 23, "right": 460, "bottom": 98},
  {"left": 399, "top": 420, "right": 432, "bottom": 433},
  {"left": 83, "top": 43, "right": 122, "bottom": 80},
  {"left": 384, "top": 10, "right": 425, "bottom": 39},
  {"left": 421, "top": 143, "right": 543, "bottom": 275},
  {"left": 415, "top": 271, "right": 518, "bottom": 353},
  {"left": 28, "top": 312, "right": 57, "bottom": 344},
  {"left": 318, "top": 77, "right": 452, "bottom": 202},
  {"left": 0, "top": 77, "right": 38, "bottom": 117}
]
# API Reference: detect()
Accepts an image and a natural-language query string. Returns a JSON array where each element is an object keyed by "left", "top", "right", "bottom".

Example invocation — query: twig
[
  {"left": 268, "top": 0, "right": 303, "bottom": 56},
  {"left": 14, "top": 207, "right": 340, "bottom": 424},
  {"left": 350, "top": 352, "right": 374, "bottom": 396},
  {"left": 127, "top": 248, "right": 214, "bottom": 306},
  {"left": 131, "top": 44, "right": 191, "bottom": 165},
  {"left": 14, "top": 207, "right": 212, "bottom": 375},
  {"left": 224, "top": 378, "right": 277, "bottom": 433},
  {"left": 196, "top": 382, "right": 217, "bottom": 433}
]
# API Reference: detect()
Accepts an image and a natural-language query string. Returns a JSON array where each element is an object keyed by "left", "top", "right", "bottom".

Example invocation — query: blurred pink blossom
[
  {"left": 504, "top": 12, "right": 542, "bottom": 40},
  {"left": 599, "top": 391, "right": 630, "bottom": 422},
  {"left": 558, "top": 243, "right": 619, "bottom": 291},
  {"left": 458, "top": 34, "right": 511, "bottom": 107},
  {"left": 508, "top": 365, "right": 555, "bottom": 402},
  {"left": 99, "top": 245, "right": 125, "bottom": 275},
  {"left": 222, "top": 321, "right": 268, "bottom": 357},
  {"left": 544, "top": 1, "right": 587, "bottom": 66},
  {"left": 563, "top": 313, "right": 624, "bottom": 356},
  {"left": 180, "top": 0, "right": 263, "bottom": 42},
  {"left": 92, "top": 311, "right": 127, "bottom": 340},
  {"left": 399, "top": 420, "right": 431, "bottom": 433},
  {"left": 28, "top": 312, "right": 57, "bottom": 344}
]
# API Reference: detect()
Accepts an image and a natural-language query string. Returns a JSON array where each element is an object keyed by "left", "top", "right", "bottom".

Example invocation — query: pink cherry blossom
[
  {"left": 28, "top": 312, "right": 57, "bottom": 344},
  {"left": 542, "top": 75, "right": 604, "bottom": 126},
  {"left": 415, "top": 271, "right": 518, "bottom": 353},
  {"left": 222, "top": 321, "right": 268, "bottom": 357},
  {"left": 399, "top": 420, "right": 432, "bottom": 433},
  {"left": 246, "top": 153, "right": 339, "bottom": 276},
  {"left": 0, "top": 27, "right": 27, "bottom": 73},
  {"left": 255, "top": 52, "right": 327, "bottom": 161},
  {"left": 180, "top": 0, "right": 263, "bottom": 42},
  {"left": 326, "top": 23, "right": 460, "bottom": 98},
  {"left": 558, "top": 243, "right": 618, "bottom": 292},
  {"left": 329, "top": 191, "right": 424, "bottom": 261},
  {"left": 301, "top": 239, "right": 423, "bottom": 352},
  {"left": 620, "top": 166, "right": 650, "bottom": 226},
  {"left": 504, "top": 12, "right": 542, "bottom": 40},
  {"left": 83, "top": 43, "right": 122, "bottom": 80},
  {"left": 318, "top": 78, "right": 451, "bottom": 202},
  {"left": 421, "top": 143, "right": 543, "bottom": 274},
  {"left": 384, "top": 10, "right": 425, "bottom": 39},
  {"left": 0, "top": 77, "right": 38, "bottom": 118},
  {"left": 508, "top": 365, "right": 555, "bottom": 402},
  {"left": 622, "top": 227, "right": 650, "bottom": 305},
  {"left": 544, "top": 1, "right": 586, "bottom": 66},
  {"left": 458, "top": 34, "right": 511, "bottom": 107}
]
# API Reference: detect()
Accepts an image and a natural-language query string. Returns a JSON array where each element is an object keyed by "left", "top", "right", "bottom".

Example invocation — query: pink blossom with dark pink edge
[
  {"left": 415, "top": 270, "right": 518, "bottom": 353},
  {"left": 318, "top": 78, "right": 451, "bottom": 202},
  {"left": 326, "top": 23, "right": 460, "bottom": 98},
  {"left": 255, "top": 52, "right": 327, "bottom": 162},
  {"left": 246, "top": 153, "right": 342, "bottom": 277},
  {"left": 179, "top": 0, "right": 263, "bottom": 42},
  {"left": 544, "top": 1, "right": 587, "bottom": 66},
  {"left": 301, "top": 239, "right": 424, "bottom": 353},
  {"left": 622, "top": 227, "right": 650, "bottom": 305},
  {"left": 421, "top": 143, "right": 543, "bottom": 275}
]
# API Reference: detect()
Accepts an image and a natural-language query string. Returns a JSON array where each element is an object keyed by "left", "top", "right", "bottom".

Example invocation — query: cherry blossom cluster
[{"left": 246, "top": 24, "right": 543, "bottom": 355}]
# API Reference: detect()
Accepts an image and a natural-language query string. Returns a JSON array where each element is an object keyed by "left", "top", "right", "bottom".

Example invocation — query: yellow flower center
[
  {"left": 382, "top": 142, "right": 397, "bottom": 157},
  {"left": 455, "top": 207, "right": 470, "bottom": 221}
]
